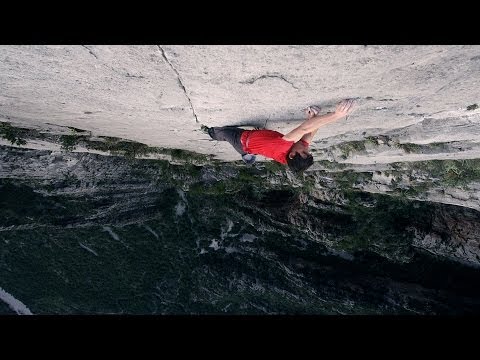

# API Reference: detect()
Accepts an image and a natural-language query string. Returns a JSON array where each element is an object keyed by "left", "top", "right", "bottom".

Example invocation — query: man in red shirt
[{"left": 205, "top": 99, "right": 355, "bottom": 172}]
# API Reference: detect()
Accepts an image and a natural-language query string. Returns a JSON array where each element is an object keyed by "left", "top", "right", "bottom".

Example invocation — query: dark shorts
[{"left": 208, "top": 126, "right": 247, "bottom": 155}]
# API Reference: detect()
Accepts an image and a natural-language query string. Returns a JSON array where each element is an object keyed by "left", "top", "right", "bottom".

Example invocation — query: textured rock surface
[{"left": 1, "top": 45, "right": 480, "bottom": 162}]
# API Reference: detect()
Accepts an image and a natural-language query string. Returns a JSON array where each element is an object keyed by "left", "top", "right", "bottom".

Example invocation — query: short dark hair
[{"left": 286, "top": 153, "right": 314, "bottom": 173}]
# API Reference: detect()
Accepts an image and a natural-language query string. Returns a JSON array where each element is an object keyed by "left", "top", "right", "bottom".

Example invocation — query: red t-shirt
[{"left": 240, "top": 130, "right": 309, "bottom": 165}]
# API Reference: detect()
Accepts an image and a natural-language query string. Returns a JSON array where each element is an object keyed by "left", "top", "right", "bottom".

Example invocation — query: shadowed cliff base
[{"left": 1, "top": 145, "right": 480, "bottom": 314}]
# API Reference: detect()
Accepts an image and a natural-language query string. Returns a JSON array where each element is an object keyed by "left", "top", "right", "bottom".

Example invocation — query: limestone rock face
[
  {"left": 1, "top": 45, "right": 479, "bottom": 162},
  {"left": 2, "top": 46, "right": 480, "bottom": 314}
]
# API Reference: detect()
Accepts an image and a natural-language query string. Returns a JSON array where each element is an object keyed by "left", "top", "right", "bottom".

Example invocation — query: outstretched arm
[
  {"left": 282, "top": 99, "right": 355, "bottom": 143},
  {"left": 299, "top": 128, "right": 319, "bottom": 145}
]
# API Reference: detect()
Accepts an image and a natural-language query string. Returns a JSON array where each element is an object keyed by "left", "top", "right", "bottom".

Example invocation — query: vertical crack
[
  {"left": 81, "top": 45, "right": 98, "bottom": 59},
  {"left": 157, "top": 45, "right": 199, "bottom": 123}
]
